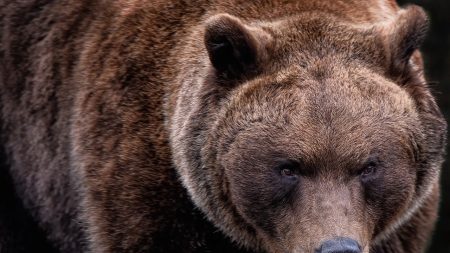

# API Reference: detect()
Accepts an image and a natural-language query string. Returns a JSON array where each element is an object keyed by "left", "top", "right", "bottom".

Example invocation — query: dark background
[{"left": 398, "top": 0, "right": 450, "bottom": 252}]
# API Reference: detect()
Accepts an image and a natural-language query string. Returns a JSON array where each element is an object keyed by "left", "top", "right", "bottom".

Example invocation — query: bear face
[
  {"left": 170, "top": 6, "right": 447, "bottom": 253},
  {"left": 210, "top": 66, "right": 420, "bottom": 252}
]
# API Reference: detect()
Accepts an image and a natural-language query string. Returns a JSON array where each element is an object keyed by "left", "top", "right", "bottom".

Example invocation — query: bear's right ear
[{"left": 204, "top": 14, "right": 271, "bottom": 79}]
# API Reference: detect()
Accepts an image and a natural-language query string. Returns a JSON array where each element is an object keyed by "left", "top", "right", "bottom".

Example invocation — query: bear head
[{"left": 169, "top": 5, "right": 447, "bottom": 253}]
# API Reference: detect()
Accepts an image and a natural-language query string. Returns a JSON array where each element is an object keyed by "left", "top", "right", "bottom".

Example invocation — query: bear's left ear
[
  {"left": 204, "top": 14, "right": 272, "bottom": 80},
  {"left": 380, "top": 5, "right": 429, "bottom": 78}
]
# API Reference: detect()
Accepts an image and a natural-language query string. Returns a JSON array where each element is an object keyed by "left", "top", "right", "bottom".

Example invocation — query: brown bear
[{"left": 0, "top": 0, "right": 447, "bottom": 252}]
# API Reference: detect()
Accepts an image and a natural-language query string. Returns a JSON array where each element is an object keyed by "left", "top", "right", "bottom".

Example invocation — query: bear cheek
[{"left": 364, "top": 166, "right": 416, "bottom": 234}]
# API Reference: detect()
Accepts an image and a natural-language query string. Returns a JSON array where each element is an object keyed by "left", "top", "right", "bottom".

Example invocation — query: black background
[{"left": 398, "top": 0, "right": 450, "bottom": 252}]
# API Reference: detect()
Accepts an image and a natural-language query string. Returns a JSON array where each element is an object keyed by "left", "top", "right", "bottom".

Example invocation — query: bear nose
[{"left": 315, "top": 237, "right": 361, "bottom": 253}]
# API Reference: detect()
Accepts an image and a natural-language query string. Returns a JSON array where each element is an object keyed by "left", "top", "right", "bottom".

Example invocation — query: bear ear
[
  {"left": 380, "top": 5, "right": 429, "bottom": 78},
  {"left": 204, "top": 14, "right": 271, "bottom": 80}
]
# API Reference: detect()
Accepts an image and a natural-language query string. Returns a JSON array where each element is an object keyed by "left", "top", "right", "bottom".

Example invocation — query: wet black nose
[{"left": 316, "top": 237, "right": 361, "bottom": 253}]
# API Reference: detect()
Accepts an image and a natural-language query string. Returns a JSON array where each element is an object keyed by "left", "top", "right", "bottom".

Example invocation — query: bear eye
[
  {"left": 281, "top": 167, "right": 294, "bottom": 177},
  {"left": 360, "top": 161, "right": 377, "bottom": 179},
  {"left": 276, "top": 159, "right": 300, "bottom": 178}
]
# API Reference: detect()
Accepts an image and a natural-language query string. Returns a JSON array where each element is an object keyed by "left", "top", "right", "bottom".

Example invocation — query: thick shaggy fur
[{"left": 0, "top": 0, "right": 447, "bottom": 253}]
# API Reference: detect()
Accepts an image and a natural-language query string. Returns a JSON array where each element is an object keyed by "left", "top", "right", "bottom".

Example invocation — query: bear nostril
[{"left": 315, "top": 237, "right": 361, "bottom": 253}]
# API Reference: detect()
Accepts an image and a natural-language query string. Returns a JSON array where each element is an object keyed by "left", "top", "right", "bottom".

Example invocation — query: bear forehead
[
  {"left": 229, "top": 62, "right": 417, "bottom": 122},
  {"left": 220, "top": 64, "right": 419, "bottom": 165}
]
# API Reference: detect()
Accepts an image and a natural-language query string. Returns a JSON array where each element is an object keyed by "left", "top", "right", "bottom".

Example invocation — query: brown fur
[{"left": 0, "top": 0, "right": 446, "bottom": 253}]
